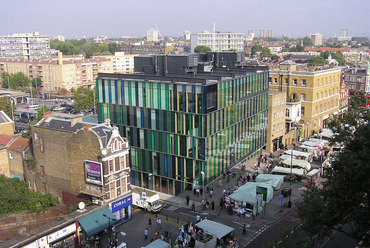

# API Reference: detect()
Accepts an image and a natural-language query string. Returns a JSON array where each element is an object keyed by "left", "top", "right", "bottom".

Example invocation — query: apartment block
[
  {"left": 0, "top": 32, "right": 50, "bottom": 59},
  {"left": 191, "top": 31, "right": 244, "bottom": 52},
  {"left": 93, "top": 52, "right": 138, "bottom": 74},
  {"left": 266, "top": 91, "right": 286, "bottom": 153},
  {"left": 97, "top": 53, "right": 269, "bottom": 195},
  {"left": 269, "top": 61, "right": 341, "bottom": 135},
  {"left": 0, "top": 52, "right": 113, "bottom": 91},
  {"left": 310, "top": 33, "right": 323, "bottom": 46}
]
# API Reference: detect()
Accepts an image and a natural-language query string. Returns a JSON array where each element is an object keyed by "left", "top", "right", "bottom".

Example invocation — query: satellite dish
[{"left": 78, "top": 202, "right": 85, "bottom": 210}]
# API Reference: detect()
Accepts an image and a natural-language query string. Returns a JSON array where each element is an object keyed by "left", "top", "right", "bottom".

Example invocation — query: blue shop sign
[{"left": 111, "top": 195, "right": 132, "bottom": 213}]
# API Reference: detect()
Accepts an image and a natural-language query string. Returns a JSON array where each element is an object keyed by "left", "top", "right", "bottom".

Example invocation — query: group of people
[{"left": 144, "top": 218, "right": 171, "bottom": 244}]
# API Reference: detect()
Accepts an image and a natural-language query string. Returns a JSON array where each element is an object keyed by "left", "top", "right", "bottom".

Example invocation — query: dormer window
[{"left": 111, "top": 139, "right": 122, "bottom": 152}]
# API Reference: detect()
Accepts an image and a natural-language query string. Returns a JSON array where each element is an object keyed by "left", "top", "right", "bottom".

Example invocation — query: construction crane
[{"left": 155, "top": 24, "right": 163, "bottom": 41}]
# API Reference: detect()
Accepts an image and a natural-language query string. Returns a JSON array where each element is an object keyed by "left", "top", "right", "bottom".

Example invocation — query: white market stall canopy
[
  {"left": 144, "top": 239, "right": 171, "bottom": 248},
  {"left": 284, "top": 149, "right": 312, "bottom": 158},
  {"left": 256, "top": 174, "right": 284, "bottom": 190},
  {"left": 228, "top": 182, "right": 274, "bottom": 215},
  {"left": 302, "top": 140, "right": 327, "bottom": 150},
  {"left": 299, "top": 145, "right": 319, "bottom": 152},
  {"left": 272, "top": 166, "right": 304, "bottom": 176},
  {"left": 195, "top": 219, "right": 234, "bottom": 239},
  {"left": 281, "top": 158, "right": 311, "bottom": 171},
  {"left": 319, "top": 128, "right": 334, "bottom": 139},
  {"left": 279, "top": 154, "right": 296, "bottom": 161}
]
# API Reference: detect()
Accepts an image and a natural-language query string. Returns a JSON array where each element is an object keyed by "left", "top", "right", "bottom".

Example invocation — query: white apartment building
[
  {"left": 146, "top": 29, "right": 159, "bottom": 42},
  {"left": 93, "top": 52, "right": 137, "bottom": 74},
  {"left": 190, "top": 31, "right": 245, "bottom": 52},
  {"left": 310, "top": 33, "right": 323, "bottom": 46},
  {"left": 0, "top": 32, "right": 50, "bottom": 59}
]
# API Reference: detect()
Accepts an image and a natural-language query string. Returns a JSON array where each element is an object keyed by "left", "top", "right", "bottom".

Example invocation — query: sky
[{"left": 1, "top": 0, "right": 369, "bottom": 39}]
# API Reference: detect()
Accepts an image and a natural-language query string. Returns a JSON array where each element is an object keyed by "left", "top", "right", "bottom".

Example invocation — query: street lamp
[
  {"left": 288, "top": 149, "right": 293, "bottom": 208},
  {"left": 200, "top": 171, "right": 205, "bottom": 204},
  {"left": 103, "top": 214, "right": 116, "bottom": 247}
]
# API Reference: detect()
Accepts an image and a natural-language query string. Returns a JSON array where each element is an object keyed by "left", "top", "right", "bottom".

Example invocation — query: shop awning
[
  {"left": 195, "top": 220, "right": 234, "bottom": 239},
  {"left": 281, "top": 158, "right": 311, "bottom": 171},
  {"left": 284, "top": 150, "right": 311, "bottom": 158},
  {"left": 78, "top": 207, "right": 117, "bottom": 236},
  {"left": 144, "top": 239, "right": 171, "bottom": 248}
]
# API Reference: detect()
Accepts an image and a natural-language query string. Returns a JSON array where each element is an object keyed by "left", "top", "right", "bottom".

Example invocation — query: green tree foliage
[
  {"left": 51, "top": 39, "right": 115, "bottom": 58},
  {"left": 74, "top": 87, "right": 95, "bottom": 110},
  {"left": 32, "top": 77, "right": 42, "bottom": 88},
  {"left": 194, "top": 45, "right": 212, "bottom": 53},
  {"left": 260, "top": 47, "right": 272, "bottom": 58},
  {"left": 108, "top": 42, "right": 119, "bottom": 54},
  {"left": 1, "top": 72, "right": 31, "bottom": 89},
  {"left": 303, "top": 36, "right": 313, "bottom": 47},
  {"left": 271, "top": 54, "right": 280, "bottom": 61},
  {"left": 269, "top": 226, "right": 313, "bottom": 248},
  {"left": 0, "top": 175, "right": 58, "bottom": 214},
  {"left": 251, "top": 44, "right": 263, "bottom": 56},
  {"left": 332, "top": 51, "right": 346, "bottom": 66},
  {"left": 0, "top": 99, "right": 13, "bottom": 118},
  {"left": 309, "top": 56, "right": 327, "bottom": 65},
  {"left": 298, "top": 97, "right": 370, "bottom": 244}
]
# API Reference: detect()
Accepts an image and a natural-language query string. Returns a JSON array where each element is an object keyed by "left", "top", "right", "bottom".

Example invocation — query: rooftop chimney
[{"left": 70, "top": 116, "right": 83, "bottom": 127}]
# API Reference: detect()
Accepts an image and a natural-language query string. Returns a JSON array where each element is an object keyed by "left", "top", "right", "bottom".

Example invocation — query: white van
[{"left": 28, "top": 104, "right": 40, "bottom": 110}]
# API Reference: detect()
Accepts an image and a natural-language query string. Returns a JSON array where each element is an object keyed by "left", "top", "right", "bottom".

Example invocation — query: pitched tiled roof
[
  {"left": 8, "top": 137, "right": 29, "bottom": 153},
  {"left": 0, "top": 134, "right": 13, "bottom": 146}
]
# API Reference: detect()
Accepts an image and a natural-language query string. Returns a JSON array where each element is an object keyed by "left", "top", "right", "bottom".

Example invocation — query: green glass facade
[{"left": 97, "top": 71, "right": 269, "bottom": 195}]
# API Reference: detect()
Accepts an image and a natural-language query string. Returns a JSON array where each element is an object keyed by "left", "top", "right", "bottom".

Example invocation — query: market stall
[
  {"left": 281, "top": 158, "right": 311, "bottom": 171},
  {"left": 256, "top": 174, "right": 284, "bottom": 190},
  {"left": 194, "top": 220, "right": 234, "bottom": 248},
  {"left": 284, "top": 150, "right": 312, "bottom": 161},
  {"left": 144, "top": 239, "right": 171, "bottom": 248},
  {"left": 228, "top": 182, "right": 274, "bottom": 216}
]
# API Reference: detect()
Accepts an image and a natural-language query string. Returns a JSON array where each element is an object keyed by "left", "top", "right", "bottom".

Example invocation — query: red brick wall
[{"left": 0, "top": 205, "right": 67, "bottom": 241}]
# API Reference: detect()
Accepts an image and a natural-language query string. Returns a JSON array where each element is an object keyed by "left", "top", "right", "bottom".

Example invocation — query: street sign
[
  {"left": 256, "top": 186, "right": 267, "bottom": 201},
  {"left": 278, "top": 195, "right": 284, "bottom": 201},
  {"left": 142, "top": 192, "right": 146, "bottom": 198}
]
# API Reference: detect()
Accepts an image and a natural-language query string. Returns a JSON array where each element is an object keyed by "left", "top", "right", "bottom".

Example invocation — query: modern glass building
[{"left": 96, "top": 54, "right": 269, "bottom": 195}]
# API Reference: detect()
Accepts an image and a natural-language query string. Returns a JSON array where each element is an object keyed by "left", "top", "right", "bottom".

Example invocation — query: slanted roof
[
  {"left": 78, "top": 207, "right": 117, "bottom": 236},
  {"left": 144, "top": 239, "right": 171, "bottom": 248},
  {"left": 8, "top": 137, "right": 29, "bottom": 153},
  {"left": 0, "top": 110, "right": 13, "bottom": 124},
  {"left": 0, "top": 134, "right": 13, "bottom": 146},
  {"left": 195, "top": 220, "right": 234, "bottom": 239}
]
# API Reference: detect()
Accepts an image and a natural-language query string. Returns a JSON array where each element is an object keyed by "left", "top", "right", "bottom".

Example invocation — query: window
[
  {"left": 269, "top": 77, "right": 272, "bottom": 83},
  {"left": 39, "top": 138, "right": 45, "bottom": 153},
  {"left": 316, "top": 93, "right": 319, "bottom": 100},
  {"left": 286, "top": 109, "right": 290, "bottom": 117},
  {"left": 320, "top": 92, "right": 323, "bottom": 99},
  {"left": 40, "top": 166, "right": 45, "bottom": 176},
  {"left": 281, "top": 122, "right": 284, "bottom": 131},
  {"left": 109, "top": 159, "right": 114, "bottom": 173},
  {"left": 315, "top": 106, "right": 318, "bottom": 115},
  {"left": 321, "top": 79, "right": 323, "bottom": 85},
  {"left": 277, "top": 111, "right": 280, "bottom": 118},
  {"left": 273, "top": 78, "right": 277, "bottom": 84},
  {"left": 9, "top": 152, "right": 13, "bottom": 159},
  {"left": 314, "top": 120, "right": 317, "bottom": 128},
  {"left": 111, "top": 139, "right": 121, "bottom": 152},
  {"left": 281, "top": 98, "right": 285, "bottom": 104},
  {"left": 273, "top": 124, "right": 276, "bottom": 133},
  {"left": 116, "top": 179, "right": 121, "bottom": 197},
  {"left": 42, "top": 183, "right": 46, "bottom": 193},
  {"left": 319, "top": 118, "right": 321, "bottom": 127},
  {"left": 34, "top": 132, "right": 38, "bottom": 140},
  {"left": 293, "top": 79, "right": 297, "bottom": 85},
  {"left": 301, "top": 93, "right": 306, "bottom": 101},
  {"left": 301, "top": 107, "right": 305, "bottom": 116},
  {"left": 206, "top": 91, "right": 216, "bottom": 109},
  {"left": 284, "top": 78, "right": 288, "bottom": 85},
  {"left": 278, "top": 99, "right": 281, "bottom": 105},
  {"left": 109, "top": 181, "right": 116, "bottom": 199},
  {"left": 277, "top": 123, "right": 280, "bottom": 131},
  {"left": 302, "top": 79, "right": 306, "bottom": 86},
  {"left": 273, "top": 112, "right": 276, "bottom": 120},
  {"left": 119, "top": 156, "right": 125, "bottom": 170},
  {"left": 325, "top": 91, "right": 327, "bottom": 97},
  {"left": 316, "top": 79, "right": 319, "bottom": 86}
]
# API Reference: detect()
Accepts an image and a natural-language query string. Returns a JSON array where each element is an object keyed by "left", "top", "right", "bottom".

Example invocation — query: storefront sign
[
  {"left": 111, "top": 195, "right": 132, "bottom": 213},
  {"left": 47, "top": 223, "right": 76, "bottom": 243},
  {"left": 85, "top": 160, "right": 103, "bottom": 185}
]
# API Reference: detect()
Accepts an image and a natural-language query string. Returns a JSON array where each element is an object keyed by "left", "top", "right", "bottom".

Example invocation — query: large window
[{"left": 206, "top": 91, "right": 217, "bottom": 109}]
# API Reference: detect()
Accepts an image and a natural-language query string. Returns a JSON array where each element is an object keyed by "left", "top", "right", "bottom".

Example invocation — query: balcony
[
  {"left": 285, "top": 100, "right": 302, "bottom": 123},
  {"left": 79, "top": 183, "right": 106, "bottom": 198}
]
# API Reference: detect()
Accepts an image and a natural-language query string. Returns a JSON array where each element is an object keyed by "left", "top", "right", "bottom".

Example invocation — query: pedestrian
[
  {"left": 156, "top": 218, "right": 162, "bottom": 229},
  {"left": 242, "top": 224, "right": 247, "bottom": 235},
  {"left": 247, "top": 173, "right": 251, "bottom": 182},
  {"left": 155, "top": 229, "right": 159, "bottom": 239},
  {"left": 209, "top": 189, "right": 213, "bottom": 198},
  {"left": 148, "top": 217, "right": 152, "bottom": 226},
  {"left": 257, "top": 160, "right": 260, "bottom": 168},
  {"left": 211, "top": 200, "right": 215, "bottom": 210},
  {"left": 200, "top": 187, "right": 203, "bottom": 196},
  {"left": 191, "top": 202, "right": 195, "bottom": 212},
  {"left": 219, "top": 179, "right": 222, "bottom": 187},
  {"left": 161, "top": 233, "right": 164, "bottom": 240},
  {"left": 254, "top": 163, "right": 257, "bottom": 170},
  {"left": 235, "top": 212, "right": 240, "bottom": 222},
  {"left": 196, "top": 188, "right": 200, "bottom": 197},
  {"left": 186, "top": 195, "right": 190, "bottom": 205},
  {"left": 144, "top": 228, "right": 148, "bottom": 239}
]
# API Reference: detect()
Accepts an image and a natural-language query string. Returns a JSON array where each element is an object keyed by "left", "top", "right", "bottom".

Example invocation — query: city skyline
[{"left": 1, "top": 0, "right": 369, "bottom": 39}]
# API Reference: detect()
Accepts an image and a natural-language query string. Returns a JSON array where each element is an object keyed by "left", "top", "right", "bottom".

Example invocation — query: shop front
[
  {"left": 110, "top": 194, "right": 132, "bottom": 223},
  {"left": 46, "top": 222, "right": 79, "bottom": 248}
]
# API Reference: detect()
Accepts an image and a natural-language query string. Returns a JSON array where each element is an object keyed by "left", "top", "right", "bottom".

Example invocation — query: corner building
[{"left": 97, "top": 53, "right": 269, "bottom": 195}]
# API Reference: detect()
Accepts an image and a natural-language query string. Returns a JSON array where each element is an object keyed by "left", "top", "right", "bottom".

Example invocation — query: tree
[
  {"left": 303, "top": 36, "right": 313, "bottom": 47},
  {"left": 2, "top": 72, "right": 31, "bottom": 89},
  {"left": 108, "top": 42, "right": 119, "bottom": 54},
  {"left": 0, "top": 72, "right": 11, "bottom": 88},
  {"left": 57, "top": 88, "right": 69, "bottom": 99},
  {"left": 271, "top": 54, "right": 280, "bottom": 61},
  {"left": 0, "top": 99, "right": 13, "bottom": 119},
  {"left": 298, "top": 97, "right": 370, "bottom": 245},
  {"left": 332, "top": 51, "right": 346, "bottom": 66},
  {"left": 309, "top": 56, "right": 327, "bottom": 65},
  {"left": 251, "top": 44, "right": 263, "bottom": 56},
  {"left": 74, "top": 87, "right": 95, "bottom": 110},
  {"left": 260, "top": 47, "right": 272, "bottom": 58},
  {"left": 32, "top": 77, "right": 42, "bottom": 88},
  {"left": 194, "top": 45, "right": 211, "bottom": 53}
]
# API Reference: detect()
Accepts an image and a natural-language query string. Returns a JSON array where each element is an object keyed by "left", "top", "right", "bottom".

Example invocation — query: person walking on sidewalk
[
  {"left": 191, "top": 202, "right": 195, "bottom": 212},
  {"left": 186, "top": 195, "right": 190, "bottom": 205},
  {"left": 144, "top": 228, "right": 148, "bottom": 239},
  {"left": 242, "top": 224, "right": 247, "bottom": 235},
  {"left": 156, "top": 218, "right": 162, "bottom": 230}
]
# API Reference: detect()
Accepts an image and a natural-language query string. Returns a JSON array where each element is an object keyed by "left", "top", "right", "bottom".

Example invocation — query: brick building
[{"left": 30, "top": 115, "right": 130, "bottom": 207}]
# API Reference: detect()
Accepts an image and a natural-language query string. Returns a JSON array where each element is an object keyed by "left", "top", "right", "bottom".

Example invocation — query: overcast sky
[{"left": 2, "top": 0, "right": 369, "bottom": 39}]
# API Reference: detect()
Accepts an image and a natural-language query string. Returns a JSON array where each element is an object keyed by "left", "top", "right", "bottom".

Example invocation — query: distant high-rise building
[
  {"left": 53, "top": 35, "right": 65, "bottom": 42},
  {"left": 341, "top": 29, "right": 348, "bottom": 37},
  {"left": 246, "top": 30, "right": 254, "bottom": 41},
  {"left": 190, "top": 31, "right": 244, "bottom": 52},
  {"left": 183, "top": 30, "right": 191, "bottom": 40},
  {"left": 268, "top": 30, "right": 274, "bottom": 38},
  {"left": 0, "top": 32, "right": 50, "bottom": 59},
  {"left": 260, "top": 29, "right": 267, "bottom": 38},
  {"left": 310, "top": 33, "right": 323, "bottom": 46},
  {"left": 146, "top": 29, "right": 159, "bottom": 42}
]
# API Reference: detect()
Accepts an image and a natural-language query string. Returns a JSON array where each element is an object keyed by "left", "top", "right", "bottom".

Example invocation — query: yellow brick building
[
  {"left": 269, "top": 61, "right": 341, "bottom": 135},
  {"left": 266, "top": 91, "right": 286, "bottom": 153}
]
